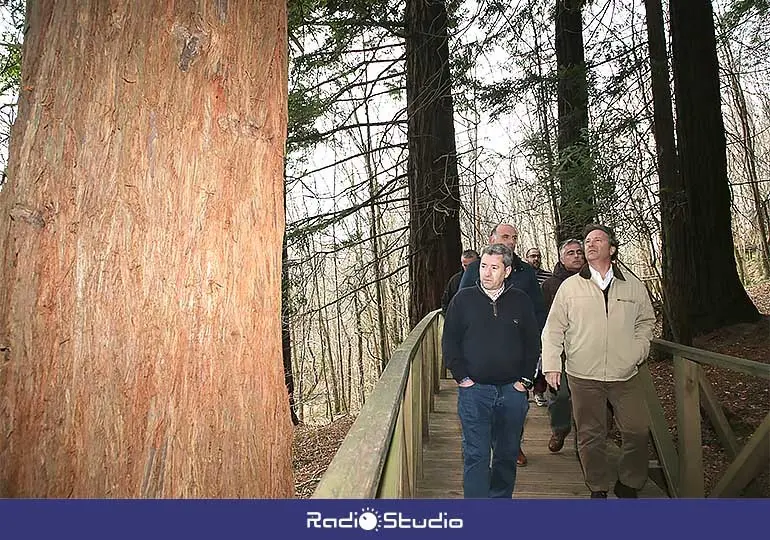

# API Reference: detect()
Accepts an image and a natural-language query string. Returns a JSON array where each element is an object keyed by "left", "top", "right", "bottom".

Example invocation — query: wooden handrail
[
  {"left": 652, "top": 338, "right": 770, "bottom": 378},
  {"left": 311, "top": 310, "right": 442, "bottom": 498}
]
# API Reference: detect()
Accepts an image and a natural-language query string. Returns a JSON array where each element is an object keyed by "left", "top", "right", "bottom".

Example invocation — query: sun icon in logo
[{"left": 358, "top": 507, "right": 382, "bottom": 532}]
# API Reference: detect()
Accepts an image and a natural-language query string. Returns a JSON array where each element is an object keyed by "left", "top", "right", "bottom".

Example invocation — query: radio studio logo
[{"left": 306, "top": 506, "right": 464, "bottom": 531}]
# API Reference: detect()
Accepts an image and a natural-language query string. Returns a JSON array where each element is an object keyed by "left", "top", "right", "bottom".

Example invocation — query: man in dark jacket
[
  {"left": 459, "top": 224, "right": 545, "bottom": 328},
  {"left": 441, "top": 249, "right": 479, "bottom": 314},
  {"left": 458, "top": 223, "right": 545, "bottom": 466},
  {"left": 541, "top": 238, "right": 585, "bottom": 453},
  {"left": 443, "top": 243, "right": 540, "bottom": 498}
]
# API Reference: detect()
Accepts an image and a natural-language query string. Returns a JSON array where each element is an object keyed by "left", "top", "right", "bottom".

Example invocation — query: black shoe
[
  {"left": 590, "top": 491, "right": 607, "bottom": 498},
  {"left": 613, "top": 480, "right": 638, "bottom": 498}
]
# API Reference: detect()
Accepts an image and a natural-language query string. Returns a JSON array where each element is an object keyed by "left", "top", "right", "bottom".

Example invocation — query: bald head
[{"left": 489, "top": 223, "right": 518, "bottom": 253}]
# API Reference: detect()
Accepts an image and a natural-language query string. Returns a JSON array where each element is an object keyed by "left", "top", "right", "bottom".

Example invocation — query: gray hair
[
  {"left": 481, "top": 243, "right": 513, "bottom": 268},
  {"left": 559, "top": 238, "right": 583, "bottom": 257}
]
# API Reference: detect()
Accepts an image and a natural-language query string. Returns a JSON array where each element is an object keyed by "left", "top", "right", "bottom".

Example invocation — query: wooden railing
[
  {"left": 312, "top": 310, "right": 444, "bottom": 498},
  {"left": 312, "top": 312, "right": 768, "bottom": 499},
  {"left": 641, "top": 338, "right": 770, "bottom": 498}
]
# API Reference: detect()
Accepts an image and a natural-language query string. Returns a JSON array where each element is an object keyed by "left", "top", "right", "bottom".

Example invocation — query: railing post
[
  {"left": 422, "top": 325, "right": 432, "bottom": 435},
  {"left": 438, "top": 314, "right": 447, "bottom": 380},
  {"left": 431, "top": 318, "right": 440, "bottom": 410},
  {"left": 674, "top": 354, "right": 704, "bottom": 497}
]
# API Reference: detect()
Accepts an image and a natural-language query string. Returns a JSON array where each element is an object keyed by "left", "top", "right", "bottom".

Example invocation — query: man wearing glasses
[{"left": 525, "top": 247, "right": 553, "bottom": 287}]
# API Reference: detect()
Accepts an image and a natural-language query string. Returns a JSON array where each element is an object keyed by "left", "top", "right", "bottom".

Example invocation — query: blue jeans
[{"left": 457, "top": 383, "right": 529, "bottom": 498}]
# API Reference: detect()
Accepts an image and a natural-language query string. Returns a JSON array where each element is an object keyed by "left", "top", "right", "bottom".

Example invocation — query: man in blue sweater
[
  {"left": 443, "top": 243, "right": 541, "bottom": 498},
  {"left": 458, "top": 223, "right": 545, "bottom": 466}
]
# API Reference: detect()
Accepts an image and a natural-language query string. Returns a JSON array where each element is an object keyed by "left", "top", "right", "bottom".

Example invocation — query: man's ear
[
  {"left": 504, "top": 266, "right": 512, "bottom": 278},
  {"left": 610, "top": 245, "right": 617, "bottom": 257}
]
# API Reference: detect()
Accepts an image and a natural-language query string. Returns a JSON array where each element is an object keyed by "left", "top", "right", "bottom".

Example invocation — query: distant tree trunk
[
  {"left": 0, "top": 1, "right": 293, "bottom": 497},
  {"left": 313, "top": 263, "right": 340, "bottom": 417},
  {"left": 361, "top": 96, "right": 390, "bottom": 369},
  {"left": 353, "top": 289, "right": 366, "bottom": 406},
  {"left": 555, "top": 0, "right": 596, "bottom": 242},
  {"left": 330, "top": 222, "right": 347, "bottom": 413},
  {"left": 722, "top": 43, "right": 770, "bottom": 278},
  {"left": 405, "top": 0, "right": 462, "bottom": 328},
  {"left": 643, "top": 0, "right": 692, "bottom": 344},
  {"left": 282, "top": 234, "right": 300, "bottom": 425},
  {"left": 526, "top": 5, "right": 560, "bottom": 246},
  {"left": 669, "top": 0, "right": 760, "bottom": 333}
]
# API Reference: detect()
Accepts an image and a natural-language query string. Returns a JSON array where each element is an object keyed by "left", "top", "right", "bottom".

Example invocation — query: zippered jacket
[
  {"left": 442, "top": 283, "right": 541, "bottom": 385},
  {"left": 541, "top": 264, "right": 655, "bottom": 382},
  {"left": 459, "top": 253, "right": 546, "bottom": 329}
]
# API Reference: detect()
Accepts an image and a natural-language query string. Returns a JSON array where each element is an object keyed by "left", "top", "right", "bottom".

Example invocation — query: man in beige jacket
[{"left": 541, "top": 224, "right": 655, "bottom": 498}]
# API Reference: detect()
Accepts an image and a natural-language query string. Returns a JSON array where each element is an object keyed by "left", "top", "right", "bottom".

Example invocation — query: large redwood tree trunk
[
  {"left": 0, "top": 1, "right": 294, "bottom": 497},
  {"left": 669, "top": 0, "right": 760, "bottom": 333},
  {"left": 643, "top": 0, "right": 692, "bottom": 344},
  {"left": 405, "top": 0, "right": 462, "bottom": 328}
]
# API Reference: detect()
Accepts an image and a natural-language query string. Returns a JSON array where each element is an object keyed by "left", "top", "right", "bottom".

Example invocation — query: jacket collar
[
  {"left": 578, "top": 262, "right": 626, "bottom": 281},
  {"left": 511, "top": 252, "right": 527, "bottom": 272},
  {"left": 552, "top": 261, "right": 578, "bottom": 280}
]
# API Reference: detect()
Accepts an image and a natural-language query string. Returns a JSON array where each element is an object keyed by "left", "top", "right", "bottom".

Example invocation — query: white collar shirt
[
  {"left": 589, "top": 264, "right": 614, "bottom": 291},
  {"left": 483, "top": 285, "right": 505, "bottom": 302}
]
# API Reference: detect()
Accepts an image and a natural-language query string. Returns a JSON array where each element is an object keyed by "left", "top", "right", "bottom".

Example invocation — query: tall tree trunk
[
  {"left": 643, "top": 0, "right": 692, "bottom": 344},
  {"left": 669, "top": 0, "right": 760, "bottom": 333},
  {"left": 405, "top": 0, "right": 462, "bottom": 328},
  {"left": 528, "top": 2, "right": 560, "bottom": 245},
  {"left": 330, "top": 222, "right": 348, "bottom": 413},
  {"left": 0, "top": 1, "right": 293, "bottom": 497},
  {"left": 555, "top": 0, "right": 596, "bottom": 242}
]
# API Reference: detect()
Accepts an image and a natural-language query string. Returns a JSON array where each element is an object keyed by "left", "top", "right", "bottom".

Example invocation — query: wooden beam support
[
  {"left": 709, "top": 411, "right": 770, "bottom": 498},
  {"left": 638, "top": 363, "right": 680, "bottom": 497},
  {"left": 697, "top": 367, "right": 740, "bottom": 459}
]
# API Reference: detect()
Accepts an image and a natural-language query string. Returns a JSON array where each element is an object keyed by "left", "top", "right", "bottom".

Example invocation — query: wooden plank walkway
[{"left": 417, "top": 379, "right": 667, "bottom": 499}]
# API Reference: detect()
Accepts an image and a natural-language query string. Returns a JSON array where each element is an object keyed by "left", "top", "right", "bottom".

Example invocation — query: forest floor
[{"left": 291, "top": 282, "right": 770, "bottom": 498}]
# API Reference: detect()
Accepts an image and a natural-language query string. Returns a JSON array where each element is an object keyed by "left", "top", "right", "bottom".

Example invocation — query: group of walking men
[{"left": 441, "top": 222, "right": 655, "bottom": 499}]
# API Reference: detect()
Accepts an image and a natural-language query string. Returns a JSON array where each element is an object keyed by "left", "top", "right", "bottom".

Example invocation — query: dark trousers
[
  {"left": 570, "top": 374, "right": 649, "bottom": 492},
  {"left": 458, "top": 383, "right": 529, "bottom": 498},
  {"left": 547, "top": 364, "right": 572, "bottom": 435}
]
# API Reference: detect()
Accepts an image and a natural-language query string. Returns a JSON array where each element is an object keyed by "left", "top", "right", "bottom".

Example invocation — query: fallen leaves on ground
[{"left": 292, "top": 414, "right": 355, "bottom": 498}]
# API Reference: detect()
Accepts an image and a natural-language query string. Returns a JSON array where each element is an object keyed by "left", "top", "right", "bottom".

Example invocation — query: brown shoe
[
  {"left": 517, "top": 449, "right": 527, "bottom": 467},
  {"left": 548, "top": 432, "right": 566, "bottom": 453}
]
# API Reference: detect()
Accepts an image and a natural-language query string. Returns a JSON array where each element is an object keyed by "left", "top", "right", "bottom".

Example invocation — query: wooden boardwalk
[{"left": 417, "top": 379, "right": 667, "bottom": 499}]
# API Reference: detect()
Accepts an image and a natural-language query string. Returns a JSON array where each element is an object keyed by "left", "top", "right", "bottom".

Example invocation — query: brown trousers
[{"left": 570, "top": 374, "right": 649, "bottom": 492}]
